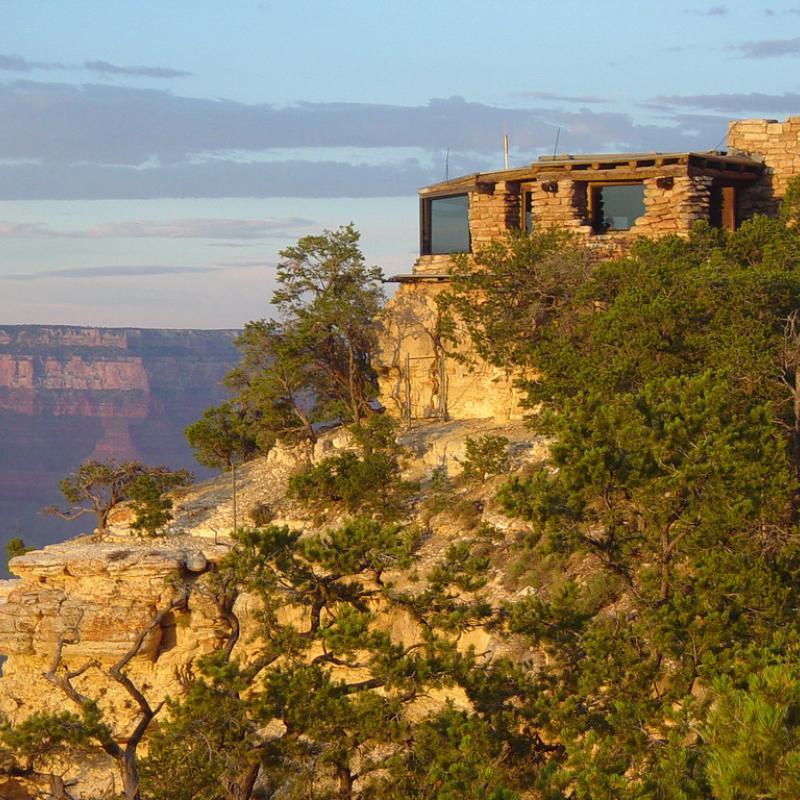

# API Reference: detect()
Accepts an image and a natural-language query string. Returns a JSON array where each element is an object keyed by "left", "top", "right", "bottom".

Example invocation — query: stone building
[{"left": 377, "top": 116, "right": 800, "bottom": 421}]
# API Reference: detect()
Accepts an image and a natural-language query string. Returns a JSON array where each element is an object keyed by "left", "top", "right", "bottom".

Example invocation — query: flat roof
[
  {"left": 385, "top": 273, "right": 451, "bottom": 284},
  {"left": 419, "top": 150, "right": 763, "bottom": 196}
]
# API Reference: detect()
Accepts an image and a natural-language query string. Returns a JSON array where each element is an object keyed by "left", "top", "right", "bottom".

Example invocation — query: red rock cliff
[{"left": 0, "top": 326, "right": 239, "bottom": 550}]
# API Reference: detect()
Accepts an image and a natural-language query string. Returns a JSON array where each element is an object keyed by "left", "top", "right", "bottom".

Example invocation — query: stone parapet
[
  {"left": 413, "top": 254, "right": 459, "bottom": 275},
  {"left": 727, "top": 116, "right": 800, "bottom": 218}
]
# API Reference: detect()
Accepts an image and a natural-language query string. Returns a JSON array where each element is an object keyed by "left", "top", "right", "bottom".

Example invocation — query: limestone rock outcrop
[{"left": 0, "top": 419, "right": 540, "bottom": 798}]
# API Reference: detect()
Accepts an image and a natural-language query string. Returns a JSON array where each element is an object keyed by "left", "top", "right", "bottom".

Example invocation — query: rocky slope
[
  {"left": 0, "top": 418, "right": 543, "bottom": 799},
  {"left": 0, "top": 326, "right": 239, "bottom": 553}
]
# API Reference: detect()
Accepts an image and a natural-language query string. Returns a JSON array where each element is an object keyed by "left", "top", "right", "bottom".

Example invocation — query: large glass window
[
  {"left": 591, "top": 183, "right": 645, "bottom": 233},
  {"left": 423, "top": 194, "right": 470, "bottom": 254}
]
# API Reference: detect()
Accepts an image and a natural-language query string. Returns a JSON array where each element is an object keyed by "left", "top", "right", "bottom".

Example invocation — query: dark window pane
[
  {"left": 429, "top": 194, "right": 469, "bottom": 254},
  {"left": 592, "top": 184, "right": 644, "bottom": 232},
  {"left": 523, "top": 191, "right": 533, "bottom": 232}
]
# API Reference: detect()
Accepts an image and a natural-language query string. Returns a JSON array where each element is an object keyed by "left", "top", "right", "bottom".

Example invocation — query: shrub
[
  {"left": 459, "top": 434, "right": 510, "bottom": 483},
  {"left": 128, "top": 469, "right": 192, "bottom": 537},
  {"left": 288, "top": 415, "right": 417, "bottom": 518},
  {"left": 248, "top": 501, "right": 274, "bottom": 527},
  {"left": 4, "top": 538, "right": 31, "bottom": 571}
]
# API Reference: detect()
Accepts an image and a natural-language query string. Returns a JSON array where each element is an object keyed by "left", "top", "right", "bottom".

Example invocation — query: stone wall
[
  {"left": 727, "top": 116, "right": 800, "bottom": 218},
  {"left": 413, "top": 253, "right": 458, "bottom": 275},
  {"left": 468, "top": 180, "right": 521, "bottom": 248},
  {"left": 377, "top": 282, "right": 525, "bottom": 421},
  {"left": 530, "top": 178, "right": 591, "bottom": 232},
  {"left": 382, "top": 116, "right": 800, "bottom": 423},
  {"left": 631, "top": 174, "right": 714, "bottom": 237}
]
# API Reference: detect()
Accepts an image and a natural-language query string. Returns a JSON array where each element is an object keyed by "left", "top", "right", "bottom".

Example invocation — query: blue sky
[{"left": 2, "top": 0, "right": 800, "bottom": 327}]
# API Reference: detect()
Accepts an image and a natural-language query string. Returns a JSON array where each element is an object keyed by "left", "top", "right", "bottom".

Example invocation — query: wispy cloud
[
  {"left": 0, "top": 54, "right": 190, "bottom": 78},
  {"left": 0, "top": 84, "right": 723, "bottom": 166},
  {"left": 0, "top": 55, "right": 63, "bottom": 72},
  {"left": 515, "top": 91, "right": 611, "bottom": 104},
  {"left": 0, "top": 217, "right": 313, "bottom": 239},
  {"left": 0, "top": 83, "right": 732, "bottom": 198},
  {"left": 649, "top": 91, "right": 800, "bottom": 112},
  {"left": 0, "top": 256, "right": 270, "bottom": 280},
  {"left": 0, "top": 265, "right": 223, "bottom": 281},
  {"left": 83, "top": 61, "right": 190, "bottom": 79},
  {"left": 211, "top": 257, "right": 273, "bottom": 268},
  {"left": 729, "top": 36, "right": 800, "bottom": 58},
  {"left": 685, "top": 4, "right": 728, "bottom": 15}
]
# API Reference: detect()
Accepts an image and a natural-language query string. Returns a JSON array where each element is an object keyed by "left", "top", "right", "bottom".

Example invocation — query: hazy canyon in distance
[{"left": 0, "top": 325, "right": 239, "bottom": 556}]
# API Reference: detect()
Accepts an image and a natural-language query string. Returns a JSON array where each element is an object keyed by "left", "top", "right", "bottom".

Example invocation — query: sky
[{"left": 2, "top": 0, "right": 800, "bottom": 328}]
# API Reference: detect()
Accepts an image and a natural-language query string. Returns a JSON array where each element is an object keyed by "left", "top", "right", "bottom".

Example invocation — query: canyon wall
[{"left": 0, "top": 326, "right": 239, "bottom": 553}]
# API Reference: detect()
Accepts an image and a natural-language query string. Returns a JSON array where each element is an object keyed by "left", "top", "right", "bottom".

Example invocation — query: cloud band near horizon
[{"left": 0, "top": 81, "right": 747, "bottom": 200}]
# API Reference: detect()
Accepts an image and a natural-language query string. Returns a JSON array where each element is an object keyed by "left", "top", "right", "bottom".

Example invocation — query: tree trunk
[
  {"left": 336, "top": 764, "right": 354, "bottom": 800},
  {"left": 659, "top": 528, "right": 670, "bottom": 602},
  {"left": 791, "top": 382, "right": 800, "bottom": 521},
  {"left": 224, "top": 762, "right": 260, "bottom": 800},
  {"left": 119, "top": 750, "right": 140, "bottom": 800},
  {"left": 49, "top": 775, "right": 76, "bottom": 800},
  {"left": 348, "top": 344, "right": 360, "bottom": 424}
]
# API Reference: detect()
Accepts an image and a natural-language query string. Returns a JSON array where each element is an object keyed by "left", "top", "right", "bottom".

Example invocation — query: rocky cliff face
[
  {"left": 0, "top": 326, "right": 239, "bottom": 552},
  {"left": 0, "top": 419, "right": 541, "bottom": 799}
]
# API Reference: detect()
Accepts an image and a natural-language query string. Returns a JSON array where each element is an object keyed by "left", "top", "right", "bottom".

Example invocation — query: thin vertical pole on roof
[
  {"left": 553, "top": 127, "right": 561, "bottom": 157},
  {"left": 444, "top": 148, "right": 450, "bottom": 181},
  {"left": 503, "top": 130, "right": 509, "bottom": 170}
]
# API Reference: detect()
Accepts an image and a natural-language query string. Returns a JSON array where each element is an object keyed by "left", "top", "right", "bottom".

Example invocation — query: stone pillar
[
  {"left": 530, "top": 179, "right": 592, "bottom": 234},
  {"left": 631, "top": 174, "right": 712, "bottom": 238},
  {"left": 468, "top": 181, "right": 521, "bottom": 248},
  {"left": 727, "top": 117, "right": 800, "bottom": 218}
]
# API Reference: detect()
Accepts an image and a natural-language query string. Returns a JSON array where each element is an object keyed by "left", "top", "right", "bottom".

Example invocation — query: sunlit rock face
[{"left": 0, "top": 326, "right": 239, "bottom": 550}]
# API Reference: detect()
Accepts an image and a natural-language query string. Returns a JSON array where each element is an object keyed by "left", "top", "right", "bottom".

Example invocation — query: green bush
[
  {"left": 459, "top": 434, "right": 510, "bottom": 483},
  {"left": 288, "top": 415, "right": 417, "bottom": 518},
  {"left": 128, "top": 469, "right": 192, "bottom": 537},
  {"left": 4, "top": 538, "right": 31, "bottom": 571}
]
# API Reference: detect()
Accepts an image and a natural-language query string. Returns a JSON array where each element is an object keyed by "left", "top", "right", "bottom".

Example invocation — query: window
[
  {"left": 422, "top": 194, "right": 470, "bottom": 255},
  {"left": 590, "top": 183, "right": 645, "bottom": 233},
  {"left": 522, "top": 189, "right": 533, "bottom": 233}
]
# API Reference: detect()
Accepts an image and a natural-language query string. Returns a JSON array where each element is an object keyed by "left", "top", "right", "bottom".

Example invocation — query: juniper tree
[
  {"left": 187, "top": 225, "right": 384, "bottom": 466},
  {"left": 139, "top": 517, "right": 529, "bottom": 800},
  {"left": 486, "top": 209, "right": 800, "bottom": 797},
  {"left": 2, "top": 586, "right": 190, "bottom": 800},
  {"left": 185, "top": 400, "right": 259, "bottom": 471},
  {"left": 272, "top": 223, "right": 384, "bottom": 424},
  {"left": 45, "top": 459, "right": 190, "bottom": 535}
]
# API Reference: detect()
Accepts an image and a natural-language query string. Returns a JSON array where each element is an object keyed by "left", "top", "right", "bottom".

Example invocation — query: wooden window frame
[
  {"left": 588, "top": 180, "right": 645, "bottom": 234},
  {"left": 420, "top": 193, "right": 471, "bottom": 256},
  {"left": 520, "top": 184, "right": 535, "bottom": 233}
]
